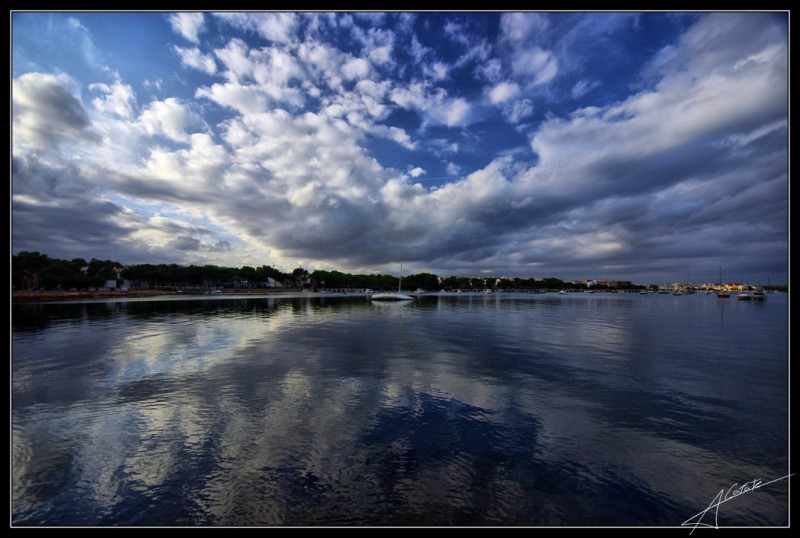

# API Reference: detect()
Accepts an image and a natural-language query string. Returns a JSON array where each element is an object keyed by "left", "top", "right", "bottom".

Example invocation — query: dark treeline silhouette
[{"left": 12, "top": 251, "right": 656, "bottom": 292}]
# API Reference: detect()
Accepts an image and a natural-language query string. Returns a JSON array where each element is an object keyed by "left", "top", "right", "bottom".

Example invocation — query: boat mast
[{"left": 399, "top": 263, "right": 402, "bottom": 292}]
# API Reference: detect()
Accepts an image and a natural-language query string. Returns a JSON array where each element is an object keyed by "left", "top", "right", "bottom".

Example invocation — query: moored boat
[{"left": 370, "top": 263, "right": 415, "bottom": 301}]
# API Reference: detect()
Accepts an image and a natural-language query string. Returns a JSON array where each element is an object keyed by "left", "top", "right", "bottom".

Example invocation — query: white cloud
[
  {"left": 204, "top": 39, "right": 305, "bottom": 110},
  {"left": 571, "top": 79, "right": 600, "bottom": 99},
  {"left": 341, "top": 57, "right": 370, "bottom": 80},
  {"left": 408, "top": 166, "right": 425, "bottom": 178},
  {"left": 409, "top": 35, "right": 430, "bottom": 65},
  {"left": 425, "top": 61, "right": 449, "bottom": 81},
  {"left": 500, "top": 12, "right": 550, "bottom": 44},
  {"left": 215, "top": 12, "right": 298, "bottom": 44},
  {"left": 143, "top": 133, "right": 229, "bottom": 194},
  {"left": 506, "top": 99, "right": 534, "bottom": 123},
  {"left": 196, "top": 82, "right": 269, "bottom": 115},
  {"left": 143, "top": 79, "right": 163, "bottom": 92},
  {"left": 174, "top": 46, "right": 217, "bottom": 75},
  {"left": 488, "top": 81, "right": 520, "bottom": 104},
  {"left": 370, "top": 45, "right": 393, "bottom": 65},
  {"left": 139, "top": 98, "right": 204, "bottom": 143},
  {"left": 168, "top": 13, "right": 206, "bottom": 44},
  {"left": 214, "top": 38, "right": 254, "bottom": 82},
  {"left": 354, "top": 79, "right": 390, "bottom": 100},
  {"left": 440, "top": 98, "right": 471, "bottom": 127},
  {"left": 390, "top": 84, "right": 473, "bottom": 128},
  {"left": 443, "top": 20, "right": 470, "bottom": 46},
  {"left": 368, "top": 125, "right": 415, "bottom": 150},
  {"left": 255, "top": 12, "right": 299, "bottom": 44},
  {"left": 348, "top": 24, "right": 395, "bottom": 67},
  {"left": 511, "top": 48, "right": 558, "bottom": 86},
  {"left": 89, "top": 80, "right": 136, "bottom": 119}
]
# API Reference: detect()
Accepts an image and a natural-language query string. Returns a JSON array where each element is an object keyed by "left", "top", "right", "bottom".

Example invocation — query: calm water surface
[{"left": 12, "top": 292, "right": 789, "bottom": 526}]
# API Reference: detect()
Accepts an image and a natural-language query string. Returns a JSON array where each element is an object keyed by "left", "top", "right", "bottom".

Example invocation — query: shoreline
[
  {"left": 11, "top": 288, "right": 295, "bottom": 303},
  {"left": 12, "top": 289, "right": 179, "bottom": 303}
]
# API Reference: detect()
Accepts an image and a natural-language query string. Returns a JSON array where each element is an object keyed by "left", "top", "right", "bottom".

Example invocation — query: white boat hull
[{"left": 370, "top": 293, "right": 414, "bottom": 301}]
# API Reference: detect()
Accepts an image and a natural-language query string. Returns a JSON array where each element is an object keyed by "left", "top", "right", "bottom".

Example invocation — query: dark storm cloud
[{"left": 13, "top": 73, "right": 98, "bottom": 149}]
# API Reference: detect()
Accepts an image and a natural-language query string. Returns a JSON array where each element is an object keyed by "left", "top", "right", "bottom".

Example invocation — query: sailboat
[
  {"left": 716, "top": 267, "right": 730, "bottom": 298},
  {"left": 370, "top": 264, "right": 414, "bottom": 301}
]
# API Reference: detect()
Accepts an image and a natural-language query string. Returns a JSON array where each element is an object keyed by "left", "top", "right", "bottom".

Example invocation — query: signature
[{"left": 681, "top": 473, "right": 793, "bottom": 533}]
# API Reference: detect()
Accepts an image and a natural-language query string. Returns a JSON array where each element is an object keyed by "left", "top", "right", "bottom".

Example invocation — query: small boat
[
  {"left": 370, "top": 263, "right": 414, "bottom": 301},
  {"left": 752, "top": 288, "right": 767, "bottom": 301},
  {"left": 370, "top": 292, "right": 414, "bottom": 301},
  {"left": 738, "top": 291, "right": 752, "bottom": 301},
  {"left": 716, "top": 267, "right": 730, "bottom": 298}
]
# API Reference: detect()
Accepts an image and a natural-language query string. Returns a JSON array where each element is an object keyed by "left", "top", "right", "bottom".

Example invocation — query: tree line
[{"left": 13, "top": 251, "right": 640, "bottom": 292}]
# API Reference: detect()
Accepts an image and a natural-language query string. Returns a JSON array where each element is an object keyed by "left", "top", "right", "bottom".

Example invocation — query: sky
[{"left": 11, "top": 11, "right": 788, "bottom": 285}]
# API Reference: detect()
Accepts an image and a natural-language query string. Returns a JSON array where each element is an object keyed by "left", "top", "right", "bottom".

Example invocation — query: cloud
[
  {"left": 174, "top": 46, "right": 217, "bottom": 75},
  {"left": 390, "top": 84, "right": 473, "bottom": 128},
  {"left": 570, "top": 79, "right": 600, "bottom": 99},
  {"left": 341, "top": 57, "right": 370, "bottom": 80},
  {"left": 11, "top": 12, "right": 788, "bottom": 283},
  {"left": 499, "top": 12, "right": 550, "bottom": 44},
  {"left": 347, "top": 24, "right": 396, "bottom": 66},
  {"left": 13, "top": 72, "right": 98, "bottom": 150},
  {"left": 89, "top": 79, "right": 136, "bottom": 119},
  {"left": 169, "top": 235, "right": 202, "bottom": 252},
  {"left": 138, "top": 98, "right": 205, "bottom": 143},
  {"left": 506, "top": 99, "right": 534, "bottom": 123},
  {"left": 424, "top": 61, "right": 449, "bottom": 81},
  {"left": 368, "top": 125, "right": 416, "bottom": 150},
  {"left": 168, "top": 12, "right": 206, "bottom": 44},
  {"left": 488, "top": 81, "right": 520, "bottom": 104},
  {"left": 215, "top": 12, "right": 299, "bottom": 44},
  {"left": 511, "top": 48, "right": 558, "bottom": 86}
]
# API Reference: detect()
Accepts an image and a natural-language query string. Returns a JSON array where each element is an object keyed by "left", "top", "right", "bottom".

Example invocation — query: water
[{"left": 11, "top": 292, "right": 789, "bottom": 527}]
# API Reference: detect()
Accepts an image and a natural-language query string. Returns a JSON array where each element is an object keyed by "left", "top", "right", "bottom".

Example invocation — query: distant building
[{"left": 595, "top": 280, "right": 632, "bottom": 288}]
